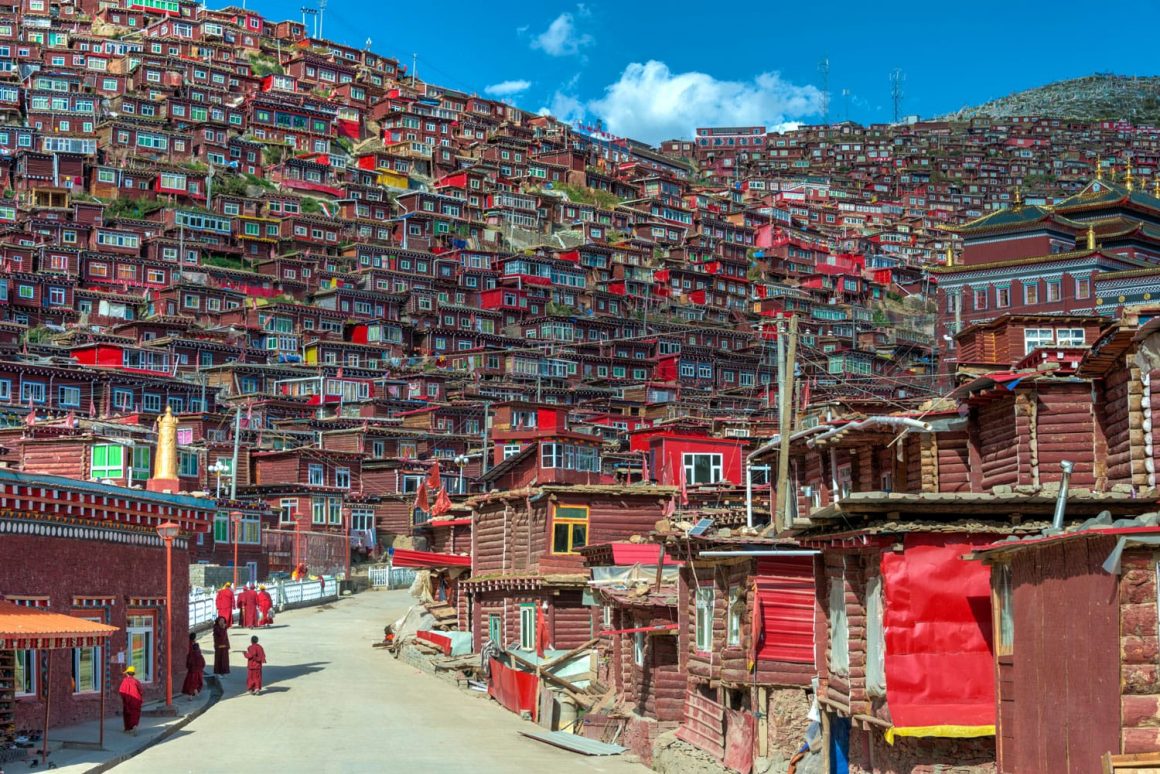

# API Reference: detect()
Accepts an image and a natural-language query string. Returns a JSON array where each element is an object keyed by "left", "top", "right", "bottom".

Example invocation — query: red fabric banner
[
  {"left": 881, "top": 534, "right": 996, "bottom": 730},
  {"left": 417, "top": 629, "right": 452, "bottom": 656},
  {"left": 488, "top": 658, "right": 539, "bottom": 719},
  {"left": 390, "top": 548, "right": 471, "bottom": 568},
  {"left": 687, "top": 289, "right": 707, "bottom": 304}
]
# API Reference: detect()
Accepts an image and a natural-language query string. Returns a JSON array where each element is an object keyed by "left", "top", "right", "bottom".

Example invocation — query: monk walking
[
  {"left": 182, "top": 632, "right": 205, "bottom": 698},
  {"left": 256, "top": 585, "right": 273, "bottom": 626},
  {"left": 239, "top": 584, "right": 260, "bottom": 628},
  {"left": 118, "top": 666, "right": 143, "bottom": 735},
  {"left": 215, "top": 582, "right": 234, "bottom": 628},
  {"left": 244, "top": 635, "right": 266, "bottom": 695},
  {"left": 212, "top": 616, "right": 231, "bottom": 675}
]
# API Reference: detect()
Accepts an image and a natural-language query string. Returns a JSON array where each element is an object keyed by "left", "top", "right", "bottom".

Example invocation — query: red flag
[
  {"left": 679, "top": 465, "right": 689, "bottom": 506},
  {"left": 653, "top": 269, "right": 670, "bottom": 282},
  {"left": 413, "top": 482, "right": 429, "bottom": 512},
  {"left": 653, "top": 284, "right": 671, "bottom": 298},
  {"left": 432, "top": 486, "right": 452, "bottom": 516},
  {"left": 640, "top": 451, "right": 650, "bottom": 483},
  {"left": 687, "top": 289, "right": 706, "bottom": 304},
  {"left": 89, "top": 394, "right": 96, "bottom": 417},
  {"left": 607, "top": 281, "right": 627, "bottom": 296},
  {"left": 426, "top": 459, "right": 442, "bottom": 490},
  {"left": 755, "top": 284, "right": 768, "bottom": 299},
  {"left": 24, "top": 398, "right": 35, "bottom": 427},
  {"left": 535, "top": 602, "right": 549, "bottom": 658}
]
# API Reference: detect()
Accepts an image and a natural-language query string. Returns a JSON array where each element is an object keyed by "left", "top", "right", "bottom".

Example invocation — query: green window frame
[{"left": 91, "top": 444, "right": 123, "bottom": 479}]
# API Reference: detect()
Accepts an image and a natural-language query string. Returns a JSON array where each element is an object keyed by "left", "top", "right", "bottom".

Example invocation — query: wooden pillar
[{"left": 758, "top": 686, "right": 769, "bottom": 757}]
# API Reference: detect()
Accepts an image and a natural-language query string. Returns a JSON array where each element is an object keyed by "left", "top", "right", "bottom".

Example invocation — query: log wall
[
  {"left": 936, "top": 430, "right": 972, "bottom": 492},
  {"left": 976, "top": 399, "right": 1019, "bottom": 488},
  {"left": 1033, "top": 382, "right": 1097, "bottom": 488}
]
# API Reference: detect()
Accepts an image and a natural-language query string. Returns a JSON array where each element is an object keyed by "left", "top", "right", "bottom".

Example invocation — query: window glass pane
[{"left": 552, "top": 523, "right": 570, "bottom": 553}]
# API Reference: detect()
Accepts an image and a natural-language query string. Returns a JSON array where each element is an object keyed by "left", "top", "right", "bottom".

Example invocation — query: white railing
[
  {"left": 188, "top": 576, "right": 339, "bottom": 631},
  {"left": 368, "top": 566, "right": 417, "bottom": 589}
]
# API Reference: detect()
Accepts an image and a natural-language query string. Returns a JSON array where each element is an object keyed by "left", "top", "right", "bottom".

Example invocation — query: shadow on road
[
  {"left": 259, "top": 686, "right": 291, "bottom": 694},
  {"left": 261, "top": 661, "right": 329, "bottom": 687}
]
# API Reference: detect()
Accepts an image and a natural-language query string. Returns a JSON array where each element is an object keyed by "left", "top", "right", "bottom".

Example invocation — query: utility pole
[
  {"left": 890, "top": 69, "right": 904, "bottom": 123},
  {"left": 774, "top": 315, "right": 798, "bottom": 532},
  {"left": 479, "top": 400, "right": 491, "bottom": 475},
  {"left": 318, "top": 0, "right": 326, "bottom": 39},
  {"left": 819, "top": 57, "right": 830, "bottom": 125},
  {"left": 229, "top": 402, "right": 243, "bottom": 500}
]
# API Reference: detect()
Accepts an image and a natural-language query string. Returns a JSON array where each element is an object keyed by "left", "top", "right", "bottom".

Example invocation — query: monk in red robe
[
  {"left": 118, "top": 666, "right": 143, "bottom": 734},
  {"left": 215, "top": 583, "right": 234, "bottom": 628},
  {"left": 244, "top": 635, "right": 266, "bottom": 695},
  {"left": 212, "top": 616, "right": 231, "bottom": 675},
  {"left": 256, "top": 585, "right": 273, "bottom": 626},
  {"left": 239, "top": 584, "right": 259, "bottom": 628},
  {"left": 181, "top": 632, "right": 205, "bottom": 698}
]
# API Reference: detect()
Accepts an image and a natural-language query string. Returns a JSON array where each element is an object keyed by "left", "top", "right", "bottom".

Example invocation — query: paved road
[{"left": 115, "top": 589, "right": 645, "bottom": 774}]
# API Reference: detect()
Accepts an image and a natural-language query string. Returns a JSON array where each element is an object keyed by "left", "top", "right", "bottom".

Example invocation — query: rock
[
  {"left": 717, "top": 528, "right": 732, "bottom": 538},
  {"left": 992, "top": 485, "right": 1013, "bottom": 495},
  {"left": 1113, "top": 483, "right": 1136, "bottom": 494}
]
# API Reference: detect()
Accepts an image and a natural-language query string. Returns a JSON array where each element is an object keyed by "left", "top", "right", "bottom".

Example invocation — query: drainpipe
[
  {"left": 1051, "top": 460, "right": 1074, "bottom": 531},
  {"left": 745, "top": 459, "right": 753, "bottom": 529}
]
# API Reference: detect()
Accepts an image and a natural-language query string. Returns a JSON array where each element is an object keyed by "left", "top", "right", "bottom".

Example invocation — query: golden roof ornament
[
  {"left": 945, "top": 243, "right": 954, "bottom": 267},
  {"left": 1126, "top": 162, "right": 1134, "bottom": 192},
  {"left": 1154, "top": 177, "right": 1160, "bottom": 197},
  {"left": 1013, "top": 187, "right": 1023, "bottom": 207},
  {"left": 1087, "top": 224, "right": 1096, "bottom": 251},
  {"left": 1096, "top": 156, "right": 1103, "bottom": 180}
]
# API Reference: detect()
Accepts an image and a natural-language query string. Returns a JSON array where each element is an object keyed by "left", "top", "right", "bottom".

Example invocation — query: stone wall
[{"left": 1120, "top": 550, "right": 1160, "bottom": 754}]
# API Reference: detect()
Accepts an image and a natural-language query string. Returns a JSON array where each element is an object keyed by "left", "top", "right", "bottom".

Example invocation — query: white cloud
[
  {"left": 588, "top": 60, "right": 822, "bottom": 144},
  {"left": 530, "top": 11, "right": 592, "bottom": 57},
  {"left": 485, "top": 79, "right": 532, "bottom": 97},
  {"left": 538, "top": 91, "right": 586, "bottom": 124}
]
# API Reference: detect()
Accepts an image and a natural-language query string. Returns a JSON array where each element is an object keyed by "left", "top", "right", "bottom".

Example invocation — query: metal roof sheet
[{"left": 519, "top": 730, "right": 626, "bottom": 756}]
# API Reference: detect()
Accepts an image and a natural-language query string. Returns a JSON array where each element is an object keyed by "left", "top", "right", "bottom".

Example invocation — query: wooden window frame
[{"left": 550, "top": 504, "right": 589, "bottom": 555}]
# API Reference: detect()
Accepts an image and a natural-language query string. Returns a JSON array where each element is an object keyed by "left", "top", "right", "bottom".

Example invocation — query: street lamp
[
  {"left": 209, "top": 460, "right": 231, "bottom": 498},
  {"left": 155, "top": 520, "right": 181, "bottom": 709},
  {"left": 342, "top": 507, "right": 351, "bottom": 585},
  {"left": 230, "top": 510, "right": 243, "bottom": 589}
]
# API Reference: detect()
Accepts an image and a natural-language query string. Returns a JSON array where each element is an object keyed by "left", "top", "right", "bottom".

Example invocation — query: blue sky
[{"left": 248, "top": 0, "right": 1158, "bottom": 144}]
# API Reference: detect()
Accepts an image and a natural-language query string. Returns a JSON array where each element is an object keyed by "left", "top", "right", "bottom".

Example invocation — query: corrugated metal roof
[{"left": 519, "top": 730, "right": 626, "bottom": 756}]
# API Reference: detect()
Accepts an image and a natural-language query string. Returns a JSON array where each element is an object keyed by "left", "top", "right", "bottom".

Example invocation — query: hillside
[{"left": 948, "top": 74, "right": 1160, "bottom": 123}]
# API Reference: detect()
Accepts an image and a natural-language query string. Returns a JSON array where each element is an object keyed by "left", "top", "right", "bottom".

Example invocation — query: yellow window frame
[{"left": 551, "top": 504, "right": 589, "bottom": 555}]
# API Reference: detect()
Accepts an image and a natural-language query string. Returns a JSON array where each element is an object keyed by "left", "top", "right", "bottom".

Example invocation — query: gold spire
[
  {"left": 1096, "top": 156, "right": 1103, "bottom": 181},
  {"left": 1126, "top": 162, "right": 1134, "bottom": 192},
  {"left": 945, "top": 243, "right": 954, "bottom": 267},
  {"left": 1086, "top": 224, "right": 1096, "bottom": 251},
  {"left": 1013, "top": 186, "right": 1023, "bottom": 207},
  {"left": 1153, "top": 177, "right": 1160, "bottom": 198}
]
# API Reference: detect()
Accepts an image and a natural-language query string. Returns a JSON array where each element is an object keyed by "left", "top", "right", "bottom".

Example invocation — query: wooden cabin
[{"left": 971, "top": 520, "right": 1160, "bottom": 773}]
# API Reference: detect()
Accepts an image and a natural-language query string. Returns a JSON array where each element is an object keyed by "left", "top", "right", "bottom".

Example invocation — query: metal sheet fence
[
  {"left": 368, "top": 566, "right": 418, "bottom": 589},
  {"left": 188, "top": 576, "right": 339, "bottom": 631}
]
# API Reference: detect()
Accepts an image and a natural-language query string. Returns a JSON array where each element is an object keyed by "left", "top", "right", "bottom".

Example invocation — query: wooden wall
[
  {"left": 1000, "top": 537, "right": 1120, "bottom": 773},
  {"left": 976, "top": 399, "right": 1020, "bottom": 488},
  {"left": 1034, "top": 382, "right": 1096, "bottom": 488},
  {"left": 936, "top": 430, "right": 972, "bottom": 492}
]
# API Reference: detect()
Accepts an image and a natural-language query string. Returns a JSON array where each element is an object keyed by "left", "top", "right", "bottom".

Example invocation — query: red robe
[
  {"left": 182, "top": 642, "right": 205, "bottom": 696},
  {"left": 212, "top": 622, "right": 230, "bottom": 675},
  {"left": 256, "top": 590, "right": 273, "bottom": 626},
  {"left": 244, "top": 643, "right": 266, "bottom": 692},
  {"left": 215, "top": 587, "right": 235, "bottom": 628},
  {"left": 118, "top": 675, "right": 143, "bottom": 731},
  {"left": 239, "top": 589, "right": 260, "bottom": 628}
]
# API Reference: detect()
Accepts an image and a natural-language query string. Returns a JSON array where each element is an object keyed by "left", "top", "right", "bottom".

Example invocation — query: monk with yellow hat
[
  {"left": 215, "top": 582, "right": 235, "bottom": 628},
  {"left": 118, "top": 665, "right": 143, "bottom": 734},
  {"left": 256, "top": 584, "right": 274, "bottom": 627}
]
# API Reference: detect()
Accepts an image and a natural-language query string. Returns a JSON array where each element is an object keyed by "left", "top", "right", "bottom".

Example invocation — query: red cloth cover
[
  {"left": 417, "top": 630, "right": 452, "bottom": 656},
  {"left": 881, "top": 534, "right": 996, "bottom": 730}
]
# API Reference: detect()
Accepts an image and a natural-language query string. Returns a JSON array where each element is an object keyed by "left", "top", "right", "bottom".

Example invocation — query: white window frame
[
  {"left": 519, "top": 604, "right": 536, "bottom": 651},
  {"left": 695, "top": 587, "right": 714, "bottom": 652},
  {"left": 126, "top": 614, "right": 154, "bottom": 683},
  {"left": 683, "top": 453, "right": 723, "bottom": 485}
]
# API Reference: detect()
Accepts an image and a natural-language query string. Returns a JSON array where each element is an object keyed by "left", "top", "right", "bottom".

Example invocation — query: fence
[
  {"left": 188, "top": 576, "right": 339, "bottom": 631},
  {"left": 262, "top": 528, "right": 349, "bottom": 577},
  {"left": 368, "top": 566, "right": 418, "bottom": 590}
]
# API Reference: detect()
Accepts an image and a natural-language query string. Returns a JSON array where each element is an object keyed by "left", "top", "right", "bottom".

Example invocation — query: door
[
  {"left": 488, "top": 614, "right": 501, "bottom": 648},
  {"left": 828, "top": 714, "right": 850, "bottom": 774}
]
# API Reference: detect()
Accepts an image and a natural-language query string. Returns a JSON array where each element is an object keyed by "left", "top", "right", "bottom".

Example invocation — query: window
[
  {"left": 1023, "top": 328, "right": 1054, "bottom": 354},
  {"left": 142, "top": 393, "right": 162, "bottom": 413},
  {"left": 112, "top": 388, "right": 133, "bottom": 410},
  {"left": 519, "top": 604, "right": 536, "bottom": 650},
  {"left": 1023, "top": 281, "right": 1039, "bottom": 306},
  {"left": 551, "top": 504, "right": 588, "bottom": 554},
  {"left": 58, "top": 386, "right": 80, "bottom": 408},
  {"left": 328, "top": 497, "right": 342, "bottom": 525},
  {"left": 308, "top": 464, "right": 324, "bottom": 486},
  {"left": 695, "top": 587, "right": 714, "bottom": 652},
  {"left": 996, "top": 285, "right": 1011, "bottom": 308},
  {"left": 126, "top": 614, "right": 154, "bottom": 682},
  {"left": 213, "top": 513, "right": 231, "bottom": 544},
  {"left": 179, "top": 451, "right": 198, "bottom": 477},
  {"left": 312, "top": 497, "right": 326, "bottom": 525},
  {"left": 541, "top": 442, "right": 562, "bottom": 469},
  {"left": 1045, "top": 280, "right": 1062, "bottom": 303},
  {"left": 727, "top": 586, "right": 743, "bottom": 647},
  {"left": 91, "top": 444, "right": 124, "bottom": 479},
  {"left": 1056, "top": 328, "right": 1086, "bottom": 348},
  {"left": 866, "top": 574, "right": 886, "bottom": 697},
  {"left": 503, "top": 443, "right": 522, "bottom": 459},
  {"left": 279, "top": 499, "right": 298, "bottom": 525},
  {"left": 488, "top": 614, "right": 502, "bottom": 647},
  {"left": 1076, "top": 276, "right": 1091, "bottom": 300},
  {"left": 131, "top": 447, "right": 150, "bottom": 481},
  {"left": 828, "top": 572, "right": 849, "bottom": 676},
  {"left": 335, "top": 467, "right": 351, "bottom": 489},
  {"left": 73, "top": 626, "right": 101, "bottom": 694},
  {"left": 15, "top": 649, "right": 37, "bottom": 696},
  {"left": 994, "top": 564, "right": 1013, "bottom": 656},
  {"left": 683, "top": 453, "right": 723, "bottom": 485},
  {"left": 972, "top": 288, "right": 987, "bottom": 311},
  {"left": 633, "top": 632, "right": 646, "bottom": 667}
]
